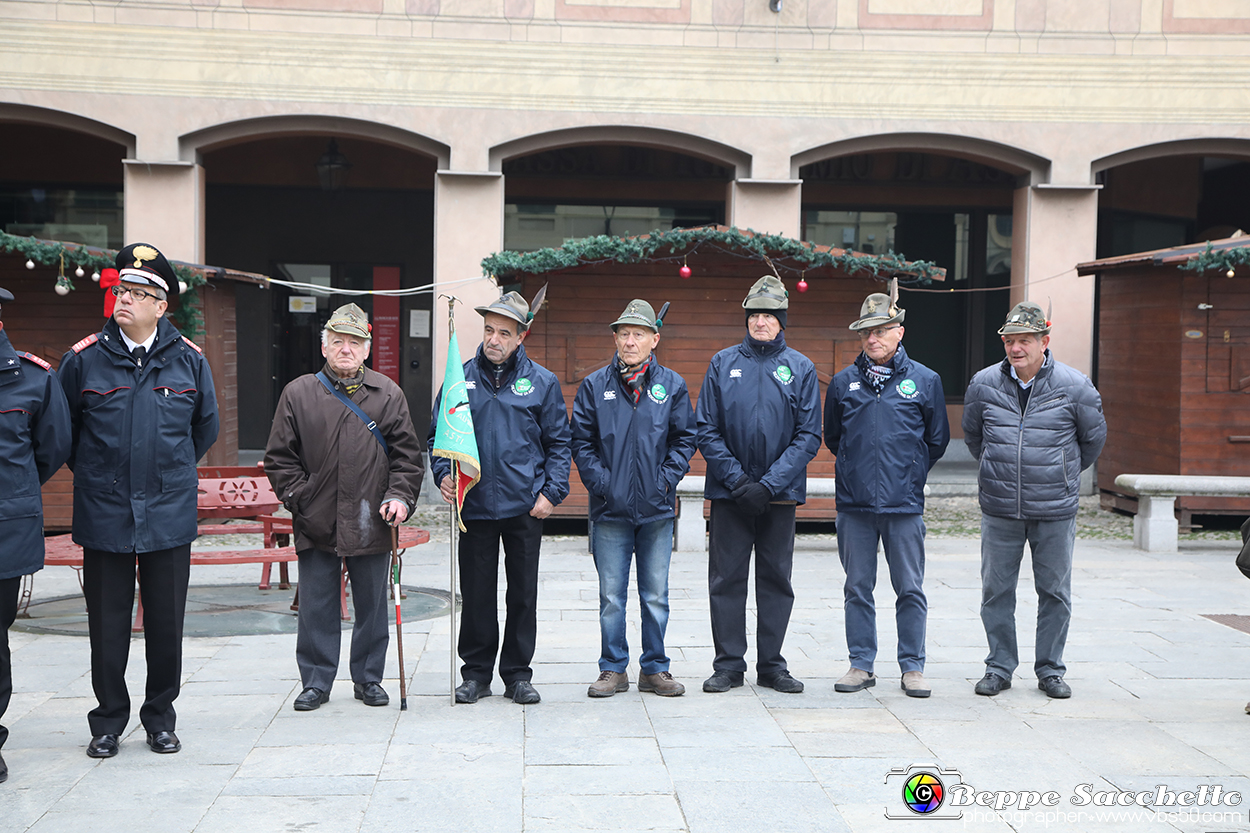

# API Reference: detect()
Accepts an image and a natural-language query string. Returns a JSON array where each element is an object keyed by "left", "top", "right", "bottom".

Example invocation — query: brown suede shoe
[
  {"left": 834, "top": 667, "right": 876, "bottom": 693},
  {"left": 638, "top": 671, "right": 686, "bottom": 697},
  {"left": 588, "top": 670, "right": 630, "bottom": 698}
]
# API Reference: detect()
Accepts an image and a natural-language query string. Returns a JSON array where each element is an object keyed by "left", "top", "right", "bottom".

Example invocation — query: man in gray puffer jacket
[{"left": 962, "top": 301, "right": 1106, "bottom": 700}]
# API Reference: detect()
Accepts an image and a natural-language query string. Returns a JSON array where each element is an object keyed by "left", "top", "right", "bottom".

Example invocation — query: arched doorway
[
  {"left": 797, "top": 147, "right": 1023, "bottom": 399},
  {"left": 500, "top": 144, "right": 734, "bottom": 251},
  {"left": 197, "top": 128, "right": 442, "bottom": 452},
  {"left": 1093, "top": 142, "right": 1250, "bottom": 258},
  {"left": 0, "top": 111, "right": 129, "bottom": 250}
]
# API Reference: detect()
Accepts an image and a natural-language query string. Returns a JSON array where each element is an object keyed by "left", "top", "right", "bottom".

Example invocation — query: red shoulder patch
[
  {"left": 18, "top": 351, "right": 52, "bottom": 371},
  {"left": 181, "top": 336, "right": 203, "bottom": 354},
  {"left": 71, "top": 334, "right": 99, "bottom": 353}
]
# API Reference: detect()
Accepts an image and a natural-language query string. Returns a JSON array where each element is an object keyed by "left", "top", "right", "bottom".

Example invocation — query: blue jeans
[
  {"left": 836, "top": 511, "right": 928, "bottom": 674},
  {"left": 980, "top": 514, "right": 1075, "bottom": 680},
  {"left": 592, "top": 519, "right": 674, "bottom": 675}
]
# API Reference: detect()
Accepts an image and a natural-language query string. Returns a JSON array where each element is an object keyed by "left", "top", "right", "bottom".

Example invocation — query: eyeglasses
[
  {"left": 858, "top": 325, "right": 901, "bottom": 341},
  {"left": 112, "top": 285, "right": 162, "bottom": 302}
]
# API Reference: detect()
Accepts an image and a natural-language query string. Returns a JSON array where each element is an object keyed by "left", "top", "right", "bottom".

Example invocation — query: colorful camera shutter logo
[{"left": 902, "top": 770, "right": 945, "bottom": 814}]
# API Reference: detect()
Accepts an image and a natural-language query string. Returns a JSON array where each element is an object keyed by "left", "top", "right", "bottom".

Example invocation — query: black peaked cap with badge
[{"left": 116, "top": 243, "right": 179, "bottom": 302}]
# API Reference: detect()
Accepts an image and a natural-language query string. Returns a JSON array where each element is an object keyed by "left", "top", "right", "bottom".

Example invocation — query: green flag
[{"left": 432, "top": 329, "right": 481, "bottom": 532}]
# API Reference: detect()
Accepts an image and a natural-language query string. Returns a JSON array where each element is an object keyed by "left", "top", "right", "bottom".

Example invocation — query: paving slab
[{"left": 5, "top": 533, "right": 1250, "bottom": 832}]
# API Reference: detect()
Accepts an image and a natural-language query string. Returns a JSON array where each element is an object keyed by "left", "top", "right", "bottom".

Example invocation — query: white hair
[{"left": 321, "top": 328, "right": 372, "bottom": 346}]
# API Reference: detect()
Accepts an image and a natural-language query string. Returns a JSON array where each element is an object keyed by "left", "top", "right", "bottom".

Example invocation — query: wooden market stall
[
  {"left": 0, "top": 235, "right": 267, "bottom": 531},
  {"left": 485, "top": 226, "right": 945, "bottom": 521},
  {"left": 1078, "top": 235, "right": 1250, "bottom": 528}
]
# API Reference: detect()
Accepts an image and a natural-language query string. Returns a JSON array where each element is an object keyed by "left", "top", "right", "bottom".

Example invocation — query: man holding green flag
[{"left": 429, "top": 290, "right": 571, "bottom": 706}]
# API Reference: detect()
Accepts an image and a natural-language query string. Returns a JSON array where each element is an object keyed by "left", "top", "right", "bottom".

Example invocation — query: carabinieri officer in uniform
[
  {"left": 58, "top": 243, "right": 219, "bottom": 759},
  {"left": 0, "top": 285, "right": 72, "bottom": 784}
]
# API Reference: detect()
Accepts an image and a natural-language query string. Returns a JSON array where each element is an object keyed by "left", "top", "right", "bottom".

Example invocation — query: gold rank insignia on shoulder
[{"left": 132, "top": 245, "right": 159, "bottom": 268}]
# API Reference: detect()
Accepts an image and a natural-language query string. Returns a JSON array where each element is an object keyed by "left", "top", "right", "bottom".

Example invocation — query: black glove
[{"left": 731, "top": 480, "right": 772, "bottom": 516}]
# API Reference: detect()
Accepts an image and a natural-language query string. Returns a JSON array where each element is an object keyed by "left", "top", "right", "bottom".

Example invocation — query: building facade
[{"left": 3, "top": 0, "right": 1250, "bottom": 453}]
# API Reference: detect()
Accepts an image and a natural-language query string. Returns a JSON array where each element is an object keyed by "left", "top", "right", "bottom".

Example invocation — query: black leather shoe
[
  {"left": 294, "top": 687, "right": 330, "bottom": 711},
  {"left": 504, "top": 680, "right": 541, "bottom": 704},
  {"left": 354, "top": 681, "right": 389, "bottom": 707},
  {"left": 702, "top": 670, "right": 745, "bottom": 693},
  {"left": 757, "top": 670, "right": 805, "bottom": 694},
  {"left": 146, "top": 731, "right": 181, "bottom": 754},
  {"left": 0, "top": 750, "right": 8, "bottom": 782},
  {"left": 454, "top": 679, "right": 492, "bottom": 704},
  {"left": 974, "top": 672, "right": 1011, "bottom": 696},
  {"left": 86, "top": 734, "right": 120, "bottom": 758},
  {"left": 1038, "top": 675, "right": 1072, "bottom": 699}
]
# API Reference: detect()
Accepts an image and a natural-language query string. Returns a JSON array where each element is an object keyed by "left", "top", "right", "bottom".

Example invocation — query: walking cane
[{"left": 390, "top": 525, "right": 408, "bottom": 711}]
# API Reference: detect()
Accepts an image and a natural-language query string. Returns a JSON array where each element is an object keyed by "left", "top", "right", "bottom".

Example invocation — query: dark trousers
[
  {"left": 82, "top": 546, "right": 191, "bottom": 736},
  {"left": 707, "top": 500, "right": 796, "bottom": 677},
  {"left": 295, "top": 549, "right": 390, "bottom": 693},
  {"left": 458, "top": 513, "right": 542, "bottom": 686},
  {"left": 1, "top": 576, "right": 19, "bottom": 750}
]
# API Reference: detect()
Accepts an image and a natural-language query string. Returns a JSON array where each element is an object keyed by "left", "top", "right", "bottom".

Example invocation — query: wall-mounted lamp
[
  {"left": 315, "top": 138, "right": 352, "bottom": 192},
  {"left": 769, "top": 0, "right": 782, "bottom": 11}
]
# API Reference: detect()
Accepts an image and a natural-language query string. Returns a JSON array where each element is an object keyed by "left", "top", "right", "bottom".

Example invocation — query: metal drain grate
[{"left": 1202, "top": 614, "right": 1250, "bottom": 635}]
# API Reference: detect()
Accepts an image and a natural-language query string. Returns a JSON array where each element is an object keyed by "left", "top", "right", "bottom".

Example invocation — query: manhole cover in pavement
[
  {"left": 14, "top": 584, "right": 451, "bottom": 637},
  {"left": 1202, "top": 614, "right": 1250, "bottom": 635}
]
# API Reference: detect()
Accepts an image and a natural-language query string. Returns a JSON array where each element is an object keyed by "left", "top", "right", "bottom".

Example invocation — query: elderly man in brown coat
[{"left": 265, "top": 303, "right": 425, "bottom": 711}]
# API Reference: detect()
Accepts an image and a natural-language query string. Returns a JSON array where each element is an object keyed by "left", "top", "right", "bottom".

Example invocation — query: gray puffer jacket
[{"left": 962, "top": 351, "right": 1107, "bottom": 520}]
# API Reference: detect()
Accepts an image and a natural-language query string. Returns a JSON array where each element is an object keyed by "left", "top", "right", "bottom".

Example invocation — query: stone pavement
[{"left": 4, "top": 531, "right": 1250, "bottom": 833}]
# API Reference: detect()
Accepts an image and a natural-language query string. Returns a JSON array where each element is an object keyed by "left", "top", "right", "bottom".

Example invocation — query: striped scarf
[{"left": 618, "top": 354, "right": 653, "bottom": 403}]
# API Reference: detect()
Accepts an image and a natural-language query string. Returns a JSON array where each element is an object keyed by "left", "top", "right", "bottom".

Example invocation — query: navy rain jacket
[
  {"left": 0, "top": 325, "right": 72, "bottom": 580},
  {"left": 962, "top": 350, "right": 1107, "bottom": 520},
  {"left": 429, "top": 343, "right": 571, "bottom": 521},
  {"left": 59, "top": 317, "right": 220, "bottom": 552},
  {"left": 571, "top": 357, "right": 696, "bottom": 526},
  {"left": 824, "top": 344, "right": 950, "bottom": 513},
  {"left": 695, "top": 335, "right": 821, "bottom": 503}
]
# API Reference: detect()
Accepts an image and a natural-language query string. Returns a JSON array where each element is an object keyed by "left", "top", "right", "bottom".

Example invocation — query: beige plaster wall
[{"left": 5, "top": 0, "right": 1250, "bottom": 390}]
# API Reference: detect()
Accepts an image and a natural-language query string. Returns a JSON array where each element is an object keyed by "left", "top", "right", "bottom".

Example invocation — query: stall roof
[
  {"left": 0, "top": 232, "right": 269, "bottom": 285},
  {"left": 482, "top": 225, "right": 946, "bottom": 283},
  {"left": 1076, "top": 233, "right": 1249, "bottom": 275}
]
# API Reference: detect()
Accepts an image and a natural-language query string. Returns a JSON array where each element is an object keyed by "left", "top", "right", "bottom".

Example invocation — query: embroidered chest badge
[
  {"left": 772, "top": 365, "right": 793, "bottom": 385},
  {"left": 512, "top": 377, "right": 534, "bottom": 396},
  {"left": 896, "top": 379, "right": 919, "bottom": 399},
  {"left": 647, "top": 383, "right": 669, "bottom": 405}
]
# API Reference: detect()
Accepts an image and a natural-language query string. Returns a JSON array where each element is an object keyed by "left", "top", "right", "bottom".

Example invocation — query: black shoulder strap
[{"left": 316, "top": 371, "right": 389, "bottom": 456}]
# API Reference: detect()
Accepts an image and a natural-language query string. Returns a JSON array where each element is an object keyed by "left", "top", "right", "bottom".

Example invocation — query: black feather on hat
[{"left": 115, "top": 243, "right": 179, "bottom": 301}]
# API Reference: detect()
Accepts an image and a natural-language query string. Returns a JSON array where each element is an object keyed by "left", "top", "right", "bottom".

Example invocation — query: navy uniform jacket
[
  {"left": 571, "top": 357, "right": 696, "bottom": 526},
  {"left": 58, "top": 317, "right": 219, "bottom": 553},
  {"left": 0, "top": 326, "right": 72, "bottom": 580},
  {"left": 429, "top": 343, "right": 571, "bottom": 521},
  {"left": 695, "top": 335, "right": 822, "bottom": 503},
  {"left": 824, "top": 344, "right": 950, "bottom": 514}
]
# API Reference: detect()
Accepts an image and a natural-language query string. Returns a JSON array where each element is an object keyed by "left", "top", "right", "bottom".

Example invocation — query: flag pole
[
  {"left": 446, "top": 294, "right": 459, "bottom": 707},
  {"left": 450, "top": 463, "right": 459, "bottom": 706},
  {"left": 434, "top": 292, "right": 477, "bottom": 707},
  {"left": 390, "top": 525, "right": 408, "bottom": 711}
]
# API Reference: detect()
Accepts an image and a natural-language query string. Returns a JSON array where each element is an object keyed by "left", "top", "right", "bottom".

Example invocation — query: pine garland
[
  {"left": 480, "top": 226, "right": 945, "bottom": 283},
  {"left": 0, "top": 231, "right": 208, "bottom": 339},
  {"left": 1179, "top": 240, "right": 1250, "bottom": 275}
]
